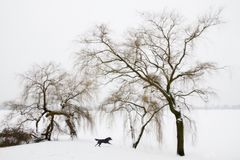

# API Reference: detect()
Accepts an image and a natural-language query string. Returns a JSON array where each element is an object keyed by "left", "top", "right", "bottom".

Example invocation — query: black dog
[{"left": 95, "top": 137, "right": 112, "bottom": 147}]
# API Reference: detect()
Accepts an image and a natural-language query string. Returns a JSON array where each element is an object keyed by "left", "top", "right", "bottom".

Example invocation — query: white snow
[{"left": 0, "top": 109, "right": 240, "bottom": 160}]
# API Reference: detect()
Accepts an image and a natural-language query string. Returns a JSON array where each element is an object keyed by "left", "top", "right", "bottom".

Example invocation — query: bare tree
[
  {"left": 76, "top": 10, "right": 221, "bottom": 156},
  {"left": 101, "top": 80, "right": 166, "bottom": 148},
  {"left": 4, "top": 62, "right": 95, "bottom": 141}
]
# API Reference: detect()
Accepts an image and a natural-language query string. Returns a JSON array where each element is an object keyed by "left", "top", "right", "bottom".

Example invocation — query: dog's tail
[{"left": 95, "top": 138, "right": 99, "bottom": 141}]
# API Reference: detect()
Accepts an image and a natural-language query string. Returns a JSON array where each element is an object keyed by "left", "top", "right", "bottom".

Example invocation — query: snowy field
[{"left": 0, "top": 109, "right": 240, "bottom": 160}]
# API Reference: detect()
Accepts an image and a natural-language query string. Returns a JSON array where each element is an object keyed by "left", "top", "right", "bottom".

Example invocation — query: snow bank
[{"left": 0, "top": 110, "right": 240, "bottom": 160}]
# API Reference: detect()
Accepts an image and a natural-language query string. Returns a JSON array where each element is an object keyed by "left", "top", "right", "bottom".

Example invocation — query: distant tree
[
  {"left": 4, "top": 63, "right": 95, "bottom": 141},
  {"left": 76, "top": 10, "right": 221, "bottom": 155},
  {"left": 101, "top": 81, "right": 166, "bottom": 148}
]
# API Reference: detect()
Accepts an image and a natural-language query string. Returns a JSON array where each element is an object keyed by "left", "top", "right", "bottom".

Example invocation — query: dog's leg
[{"left": 95, "top": 142, "right": 100, "bottom": 147}]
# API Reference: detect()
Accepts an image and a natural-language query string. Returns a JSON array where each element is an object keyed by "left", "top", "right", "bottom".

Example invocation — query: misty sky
[{"left": 0, "top": 0, "right": 240, "bottom": 106}]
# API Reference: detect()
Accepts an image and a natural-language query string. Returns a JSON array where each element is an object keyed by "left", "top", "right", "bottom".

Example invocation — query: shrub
[{"left": 0, "top": 127, "right": 33, "bottom": 147}]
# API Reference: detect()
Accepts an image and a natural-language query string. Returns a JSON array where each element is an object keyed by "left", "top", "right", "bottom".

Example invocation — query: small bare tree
[
  {"left": 76, "top": 10, "right": 221, "bottom": 155},
  {"left": 4, "top": 62, "right": 95, "bottom": 141},
  {"left": 101, "top": 81, "right": 166, "bottom": 148}
]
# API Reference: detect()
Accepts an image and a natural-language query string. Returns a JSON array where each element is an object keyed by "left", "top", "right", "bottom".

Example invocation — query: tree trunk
[
  {"left": 65, "top": 118, "right": 77, "bottom": 138},
  {"left": 132, "top": 125, "right": 146, "bottom": 148},
  {"left": 175, "top": 115, "right": 185, "bottom": 156},
  {"left": 44, "top": 115, "right": 54, "bottom": 141},
  {"left": 167, "top": 96, "right": 185, "bottom": 156}
]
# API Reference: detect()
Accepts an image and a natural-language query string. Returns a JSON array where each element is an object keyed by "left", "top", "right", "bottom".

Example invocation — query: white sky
[{"left": 0, "top": 0, "right": 240, "bottom": 106}]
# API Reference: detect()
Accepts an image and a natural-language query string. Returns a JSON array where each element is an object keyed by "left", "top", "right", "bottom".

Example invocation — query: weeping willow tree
[
  {"left": 100, "top": 80, "right": 166, "bottom": 148},
  {"left": 4, "top": 62, "right": 96, "bottom": 141}
]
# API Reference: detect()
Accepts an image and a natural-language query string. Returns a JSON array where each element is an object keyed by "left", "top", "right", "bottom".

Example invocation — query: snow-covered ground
[{"left": 0, "top": 109, "right": 240, "bottom": 160}]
